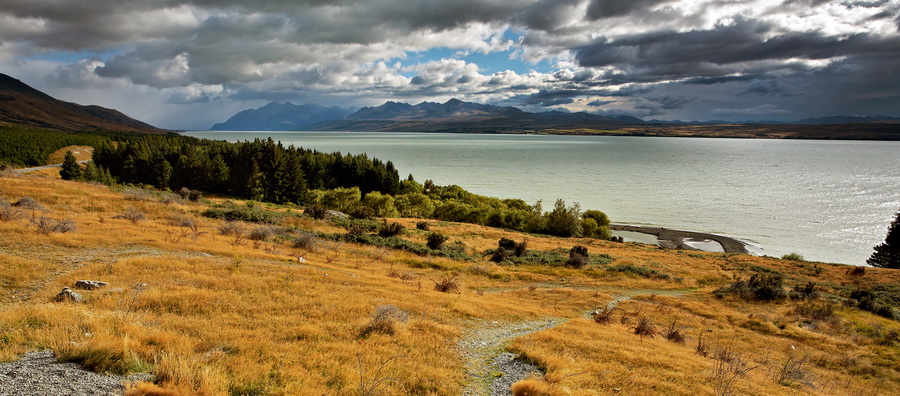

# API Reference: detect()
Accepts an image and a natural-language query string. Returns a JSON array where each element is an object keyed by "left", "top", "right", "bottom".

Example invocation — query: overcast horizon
[{"left": 2, "top": 0, "right": 899, "bottom": 130}]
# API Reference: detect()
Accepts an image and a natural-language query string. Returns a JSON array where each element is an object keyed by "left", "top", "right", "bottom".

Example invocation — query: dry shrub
[
  {"left": 847, "top": 266, "right": 866, "bottom": 277},
  {"left": 663, "top": 319, "right": 686, "bottom": 344},
  {"left": 387, "top": 269, "right": 416, "bottom": 282},
  {"left": 248, "top": 225, "right": 277, "bottom": 241},
  {"left": 123, "top": 187, "right": 153, "bottom": 201},
  {"left": 696, "top": 331, "right": 710, "bottom": 357},
  {"left": 359, "top": 304, "right": 408, "bottom": 338},
  {"left": 158, "top": 193, "right": 184, "bottom": 205},
  {"left": 426, "top": 232, "right": 448, "bottom": 250},
  {"left": 433, "top": 274, "right": 460, "bottom": 293},
  {"left": 771, "top": 354, "right": 812, "bottom": 387},
  {"left": 293, "top": 232, "right": 318, "bottom": 251},
  {"left": 167, "top": 215, "right": 197, "bottom": 230},
  {"left": 32, "top": 215, "right": 76, "bottom": 234},
  {"left": 416, "top": 221, "right": 430, "bottom": 230},
  {"left": 13, "top": 196, "right": 44, "bottom": 211},
  {"left": 712, "top": 344, "right": 756, "bottom": 396},
  {"left": 591, "top": 304, "right": 617, "bottom": 324},
  {"left": 632, "top": 317, "right": 657, "bottom": 339},
  {"left": 218, "top": 221, "right": 245, "bottom": 237},
  {"left": 0, "top": 201, "right": 24, "bottom": 221},
  {"left": 114, "top": 208, "right": 146, "bottom": 224}
]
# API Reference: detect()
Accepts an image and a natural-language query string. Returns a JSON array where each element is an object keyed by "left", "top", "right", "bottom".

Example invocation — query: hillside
[
  {"left": 0, "top": 74, "right": 164, "bottom": 133},
  {"left": 1, "top": 171, "right": 898, "bottom": 395}
]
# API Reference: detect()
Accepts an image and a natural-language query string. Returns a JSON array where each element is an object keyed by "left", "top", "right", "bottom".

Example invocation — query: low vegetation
[{"left": 0, "top": 172, "right": 898, "bottom": 395}]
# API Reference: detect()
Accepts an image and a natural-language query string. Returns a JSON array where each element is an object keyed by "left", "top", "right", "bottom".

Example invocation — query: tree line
[{"left": 92, "top": 135, "right": 401, "bottom": 204}]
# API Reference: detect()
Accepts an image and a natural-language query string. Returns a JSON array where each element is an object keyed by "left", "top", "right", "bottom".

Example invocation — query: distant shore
[{"left": 610, "top": 224, "right": 751, "bottom": 254}]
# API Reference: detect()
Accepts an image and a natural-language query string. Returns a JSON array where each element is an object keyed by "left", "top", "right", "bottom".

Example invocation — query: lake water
[{"left": 185, "top": 131, "right": 900, "bottom": 266}]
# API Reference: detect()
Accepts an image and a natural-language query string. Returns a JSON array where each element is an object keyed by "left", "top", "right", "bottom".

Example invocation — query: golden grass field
[{"left": 1, "top": 169, "right": 898, "bottom": 395}]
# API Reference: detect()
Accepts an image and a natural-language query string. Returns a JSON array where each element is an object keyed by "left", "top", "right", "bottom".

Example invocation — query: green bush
[
  {"left": 202, "top": 202, "right": 281, "bottom": 223},
  {"left": 714, "top": 273, "right": 786, "bottom": 301},
  {"left": 781, "top": 252, "right": 805, "bottom": 261},
  {"left": 606, "top": 264, "right": 670, "bottom": 280},
  {"left": 426, "top": 232, "right": 449, "bottom": 250}
]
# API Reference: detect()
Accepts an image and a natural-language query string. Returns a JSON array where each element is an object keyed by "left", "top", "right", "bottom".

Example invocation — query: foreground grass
[{"left": 0, "top": 172, "right": 898, "bottom": 395}]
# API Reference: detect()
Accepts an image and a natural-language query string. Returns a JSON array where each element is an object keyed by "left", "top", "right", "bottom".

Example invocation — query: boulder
[
  {"left": 53, "top": 287, "right": 83, "bottom": 303},
  {"left": 74, "top": 280, "right": 108, "bottom": 290}
]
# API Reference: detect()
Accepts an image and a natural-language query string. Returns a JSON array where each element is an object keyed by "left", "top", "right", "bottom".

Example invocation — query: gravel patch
[
  {"left": 0, "top": 351, "right": 150, "bottom": 396},
  {"left": 458, "top": 318, "right": 564, "bottom": 396}
]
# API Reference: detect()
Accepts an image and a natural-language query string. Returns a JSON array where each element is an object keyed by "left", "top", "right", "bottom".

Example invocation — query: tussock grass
[{"left": 0, "top": 175, "right": 898, "bottom": 395}]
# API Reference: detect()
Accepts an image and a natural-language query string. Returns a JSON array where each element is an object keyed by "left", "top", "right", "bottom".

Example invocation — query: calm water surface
[{"left": 185, "top": 131, "right": 900, "bottom": 266}]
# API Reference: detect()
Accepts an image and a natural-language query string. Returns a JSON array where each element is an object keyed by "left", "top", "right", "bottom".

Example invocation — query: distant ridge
[
  {"left": 210, "top": 102, "right": 353, "bottom": 130},
  {"left": 0, "top": 73, "right": 164, "bottom": 133}
]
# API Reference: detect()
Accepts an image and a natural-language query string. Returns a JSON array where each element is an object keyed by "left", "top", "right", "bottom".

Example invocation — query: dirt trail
[{"left": 458, "top": 287, "right": 691, "bottom": 396}]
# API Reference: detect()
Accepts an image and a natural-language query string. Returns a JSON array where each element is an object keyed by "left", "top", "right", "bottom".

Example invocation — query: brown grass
[{"left": 0, "top": 174, "right": 898, "bottom": 395}]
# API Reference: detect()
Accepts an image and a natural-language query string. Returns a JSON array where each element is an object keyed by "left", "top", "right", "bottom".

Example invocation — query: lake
[{"left": 185, "top": 131, "right": 900, "bottom": 266}]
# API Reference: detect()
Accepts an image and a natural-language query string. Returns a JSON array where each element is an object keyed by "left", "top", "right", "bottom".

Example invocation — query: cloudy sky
[{"left": 2, "top": 0, "right": 898, "bottom": 129}]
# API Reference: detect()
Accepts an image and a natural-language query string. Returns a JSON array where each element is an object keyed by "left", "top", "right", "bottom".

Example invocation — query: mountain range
[
  {"left": 210, "top": 102, "right": 353, "bottom": 131},
  {"left": 210, "top": 99, "right": 900, "bottom": 134},
  {"left": 0, "top": 73, "right": 163, "bottom": 133}
]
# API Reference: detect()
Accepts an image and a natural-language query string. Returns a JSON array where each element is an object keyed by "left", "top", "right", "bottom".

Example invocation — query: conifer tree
[
  {"left": 59, "top": 150, "right": 81, "bottom": 180},
  {"left": 868, "top": 208, "right": 900, "bottom": 269}
]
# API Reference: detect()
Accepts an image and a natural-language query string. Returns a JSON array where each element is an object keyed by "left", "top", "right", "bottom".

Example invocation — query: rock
[
  {"left": 53, "top": 288, "right": 83, "bottom": 303},
  {"left": 74, "top": 280, "right": 108, "bottom": 290}
]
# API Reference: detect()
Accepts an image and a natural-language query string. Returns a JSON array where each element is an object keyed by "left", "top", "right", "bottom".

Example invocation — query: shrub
[
  {"left": 32, "top": 216, "right": 76, "bottom": 234},
  {"left": 249, "top": 225, "right": 277, "bottom": 241},
  {"left": 607, "top": 264, "right": 671, "bottom": 280},
  {"left": 426, "top": 232, "right": 448, "bottom": 250},
  {"left": 350, "top": 206, "right": 375, "bottom": 220},
  {"left": 632, "top": 317, "right": 657, "bottom": 339},
  {"left": 794, "top": 301, "right": 836, "bottom": 322},
  {"left": 512, "top": 240, "right": 528, "bottom": 257},
  {"left": 542, "top": 199, "right": 582, "bottom": 237},
  {"left": 790, "top": 282, "right": 818, "bottom": 300},
  {"left": 378, "top": 221, "right": 405, "bottom": 238},
  {"left": 293, "top": 232, "right": 319, "bottom": 251},
  {"left": 713, "top": 273, "right": 786, "bottom": 301},
  {"left": 218, "top": 221, "right": 245, "bottom": 237},
  {"left": 113, "top": 208, "right": 145, "bottom": 224},
  {"left": 433, "top": 274, "right": 460, "bottom": 293},
  {"left": 663, "top": 319, "right": 686, "bottom": 343},
  {"left": 167, "top": 215, "right": 197, "bottom": 229},
  {"left": 591, "top": 305, "right": 617, "bottom": 324},
  {"left": 489, "top": 247, "right": 509, "bottom": 263},
  {"left": 781, "top": 252, "right": 805, "bottom": 261},
  {"left": 847, "top": 266, "right": 866, "bottom": 276},
  {"left": 498, "top": 238, "right": 517, "bottom": 251},
  {"left": 122, "top": 187, "right": 153, "bottom": 201},
  {"left": 304, "top": 205, "right": 327, "bottom": 220},
  {"left": 848, "top": 286, "right": 900, "bottom": 320},
  {"left": 12, "top": 196, "right": 44, "bottom": 211},
  {"left": 202, "top": 202, "right": 280, "bottom": 223},
  {"left": 359, "top": 304, "right": 408, "bottom": 338},
  {"left": 0, "top": 202, "right": 23, "bottom": 221},
  {"left": 415, "top": 221, "right": 430, "bottom": 231}
]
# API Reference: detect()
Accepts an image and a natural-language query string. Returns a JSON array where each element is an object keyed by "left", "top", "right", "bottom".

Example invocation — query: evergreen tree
[
  {"left": 868, "top": 207, "right": 900, "bottom": 269},
  {"left": 59, "top": 151, "right": 81, "bottom": 180},
  {"left": 246, "top": 159, "right": 266, "bottom": 201}
]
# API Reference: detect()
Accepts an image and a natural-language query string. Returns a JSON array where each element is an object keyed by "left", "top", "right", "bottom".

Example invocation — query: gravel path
[
  {"left": 458, "top": 318, "right": 563, "bottom": 396},
  {"left": 458, "top": 287, "right": 692, "bottom": 395},
  {"left": 0, "top": 351, "right": 150, "bottom": 396}
]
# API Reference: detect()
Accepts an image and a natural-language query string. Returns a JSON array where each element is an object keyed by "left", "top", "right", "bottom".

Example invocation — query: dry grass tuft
[
  {"left": 359, "top": 304, "right": 408, "bottom": 338},
  {"left": 433, "top": 274, "right": 460, "bottom": 293},
  {"left": 632, "top": 316, "right": 657, "bottom": 339},
  {"left": 591, "top": 304, "right": 617, "bottom": 324}
]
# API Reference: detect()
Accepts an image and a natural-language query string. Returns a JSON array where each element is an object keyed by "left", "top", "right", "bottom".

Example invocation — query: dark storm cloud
[
  {"left": 585, "top": 0, "right": 673, "bottom": 20},
  {"left": 574, "top": 18, "right": 900, "bottom": 84},
  {"left": 739, "top": 79, "right": 798, "bottom": 97},
  {"left": 2, "top": 0, "right": 900, "bottom": 127}
]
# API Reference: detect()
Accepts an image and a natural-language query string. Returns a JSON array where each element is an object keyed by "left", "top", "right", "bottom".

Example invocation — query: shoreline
[{"left": 610, "top": 224, "right": 751, "bottom": 254}]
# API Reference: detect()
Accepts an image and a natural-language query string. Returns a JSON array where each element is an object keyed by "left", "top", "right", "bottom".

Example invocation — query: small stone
[
  {"left": 74, "top": 280, "right": 108, "bottom": 290},
  {"left": 53, "top": 287, "right": 83, "bottom": 303}
]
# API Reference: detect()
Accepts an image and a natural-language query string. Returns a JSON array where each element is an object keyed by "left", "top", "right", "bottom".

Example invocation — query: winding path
[{"left": 458, "top": 287, "right": 692, "bottom": 395}]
